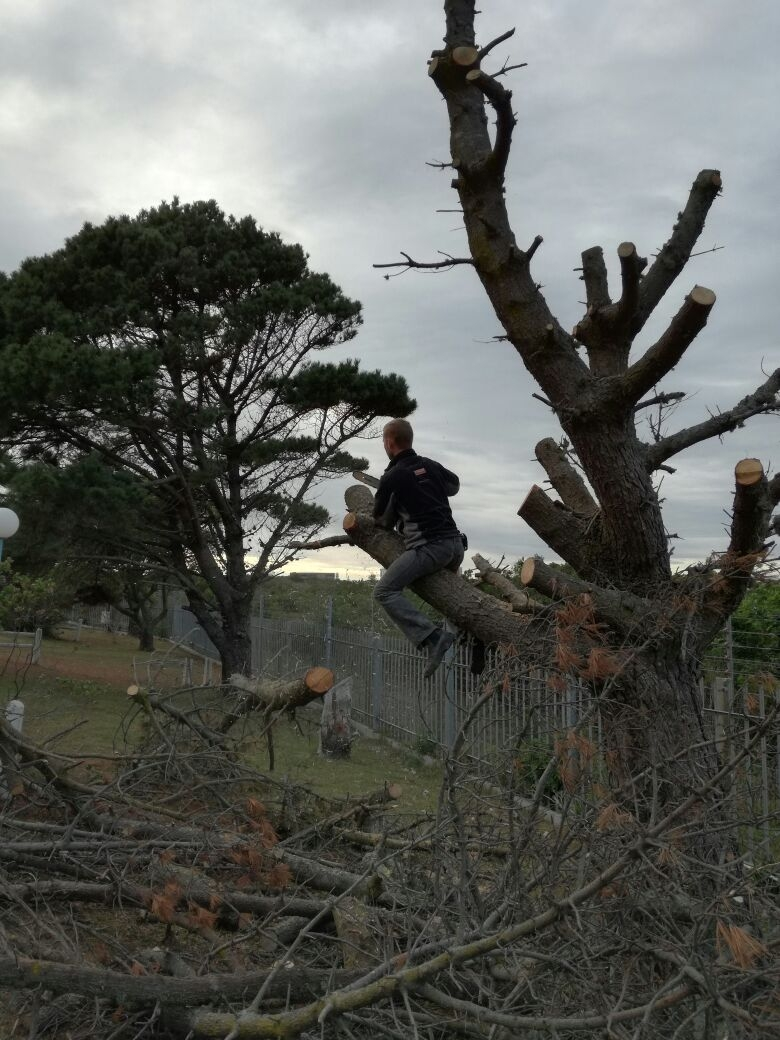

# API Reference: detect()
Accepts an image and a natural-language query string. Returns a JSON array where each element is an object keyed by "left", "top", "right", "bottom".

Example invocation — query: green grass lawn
[{"left": 0, "top": 626, "right": 442, "bottom": 812}]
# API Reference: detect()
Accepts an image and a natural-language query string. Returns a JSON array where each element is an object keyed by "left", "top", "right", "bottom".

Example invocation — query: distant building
[{"left": 287, "top": 572, "right": 338, "bottom": 582}]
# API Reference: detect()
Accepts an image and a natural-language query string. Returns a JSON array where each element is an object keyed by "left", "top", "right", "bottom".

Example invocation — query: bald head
[{"left": 383, "top": 418, "right": 414, "bottom": 458}]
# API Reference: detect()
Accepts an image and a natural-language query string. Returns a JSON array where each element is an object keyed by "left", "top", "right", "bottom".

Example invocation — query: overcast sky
[{"left": 1, "top": 0, "right": 777, "bottom": 578}]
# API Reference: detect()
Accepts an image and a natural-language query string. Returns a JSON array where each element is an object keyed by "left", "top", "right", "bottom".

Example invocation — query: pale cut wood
[
  {"left": 519, "top": 558, "right": 536, "bottom": 587},
  {"left": 428, "top": 56, "right": 439, "bottom": 76},
  {"left": 734, "top": 458, "right": 764, "bottom": 487},
  {"left": 689, "top": 284, "right": 716, "bottom": 307},
  {"left": 307, "top": 666, "right": 334, "bottom": 694},
  {"left": 617, "top": 241, "right": 636, "bottom": 258},
  {"left": 452, "top": 45, "right": 479, "bottom": 66},
  {"left": 465, "top": 68, "right": 482, "bottom": 82}
]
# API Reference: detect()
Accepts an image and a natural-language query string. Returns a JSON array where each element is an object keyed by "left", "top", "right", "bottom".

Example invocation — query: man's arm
[
  {"left": 438, "top": 463, "right": 460, "bottom": 497},
  {"left": 373, "top": 474, "right": 399, "bottom": 529}
]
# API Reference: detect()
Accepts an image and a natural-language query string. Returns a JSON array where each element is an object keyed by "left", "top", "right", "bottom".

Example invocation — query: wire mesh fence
[
  {"left": 247, "top": 600, "right": 779, "bottom": 853},
  {"left": 62, "top": 594, "right": 779, "bottom": 856}
]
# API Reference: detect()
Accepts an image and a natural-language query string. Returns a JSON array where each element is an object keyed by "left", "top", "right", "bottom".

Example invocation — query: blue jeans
[{"left": 374, "top": 535, "right": 464, "bottom": 648}]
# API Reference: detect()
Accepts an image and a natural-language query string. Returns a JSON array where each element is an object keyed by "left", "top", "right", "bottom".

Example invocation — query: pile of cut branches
[{"left": 0, "top": 662, "right": 777, "bottom": 1039}]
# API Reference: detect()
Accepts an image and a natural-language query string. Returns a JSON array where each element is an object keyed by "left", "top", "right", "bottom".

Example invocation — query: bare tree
[{"left": 337, "top": 0, "right": 780, "bottom": 810}]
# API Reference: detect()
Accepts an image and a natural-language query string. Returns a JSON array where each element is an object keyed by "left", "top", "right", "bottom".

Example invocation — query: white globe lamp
[{"left": 0, "top": 507, "right": 19, "bottom": 561}]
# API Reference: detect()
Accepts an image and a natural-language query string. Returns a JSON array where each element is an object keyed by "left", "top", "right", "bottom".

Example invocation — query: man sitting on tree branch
[{"left": 373, "top": 419, "right": 464, "bottom": 677}]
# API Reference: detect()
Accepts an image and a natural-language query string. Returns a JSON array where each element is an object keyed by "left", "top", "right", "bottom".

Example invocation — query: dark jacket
[{"left": 373, "top": 448, "right": 460, "bottom": 549}]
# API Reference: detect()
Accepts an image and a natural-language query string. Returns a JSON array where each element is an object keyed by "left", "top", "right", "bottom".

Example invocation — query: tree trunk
[{"left": 184, "top": 592, "right": 254, "bottom": 679}]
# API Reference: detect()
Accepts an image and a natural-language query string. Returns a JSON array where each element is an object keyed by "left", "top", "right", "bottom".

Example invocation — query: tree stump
[{"left": 319, "top": 677, "right": 353, "bottom": 758}]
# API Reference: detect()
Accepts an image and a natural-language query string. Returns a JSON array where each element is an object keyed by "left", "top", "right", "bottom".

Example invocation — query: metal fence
[
  {"left": 249, "top": 606, "right": 779, "bottom": 851},
  {"left": 66, "top": 598, "right": 778, "bottom": 854}
]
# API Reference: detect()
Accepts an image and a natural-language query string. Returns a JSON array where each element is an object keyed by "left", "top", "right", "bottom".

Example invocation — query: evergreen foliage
[{"left": 0, "top": 200, "right": 415, "bottom": 672}]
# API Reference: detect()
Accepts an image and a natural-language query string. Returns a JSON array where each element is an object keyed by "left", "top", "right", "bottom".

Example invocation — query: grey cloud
[{"left": 0, "top": 0, "right": 777, "bottom": 575}]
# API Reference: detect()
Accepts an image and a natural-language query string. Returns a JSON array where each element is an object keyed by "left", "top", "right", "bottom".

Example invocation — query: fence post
[
  {"left": 253, "top": 594, "right": 264, "bottom": 676},
  {"left": 0, "top": 699, "right": 25, "bottom": 797},
  {"left": 31, "top": 628, "right": 42, "bottom": 665},
  {"left": 725, "top": 617, "right": 735, "bottom": 703},
  {"left": 758, "top": 685, "right": 770, "bottom": 855},
  {"left": 444, "top": 637, "right": 457, "bottom": 750},
  {"left": 324, "top": 596, "right": 333, "bottom": 667},
  {"left": 713, "top": 677, "right": 730, "bottom": 792},
  {"left": 371, "top": 633, "right": 383, "bottom": 730}
]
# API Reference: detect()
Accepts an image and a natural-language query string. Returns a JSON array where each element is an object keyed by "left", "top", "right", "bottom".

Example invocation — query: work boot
[{"left": 423, "top": 628, "right": 455, "bottom": 679}]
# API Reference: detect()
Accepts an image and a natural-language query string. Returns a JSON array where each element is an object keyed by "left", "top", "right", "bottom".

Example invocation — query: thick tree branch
[
  {"left": 580, "top": 246, "right": 611, "bottom": 311},
  {"left": 222, "top": 669, "right": 334, "bottom": 733},
  {"left": 623, "top": 285, "right": 716, "bottom": 403},
  {"left": 517, "top": 485, "right": 597, "bottom": 576},
  {"left": 729, "top": 459, "right": 772, "bottom": 555},
  {"left": 644, "top": 367, "right": 779, "bottom": 470},
  {"left": 519, "top": 556, "right": 651, "bottom": 631},
  {"left": 471, "top": 554, "right": 544, "bottom": 614},
  {"left": 615, "top": 240, "right": 647, "bottom": 327},
  {"left": 0, "top": 957, "right": 358, "bottom": 1008},
  {"left": 634, "top": 169, "right": 722, "bottom": 334},
  {"left": 699, "top": 459, "right": 773, "bottom": 626},
  {"left": 342, "top": 486, "right": 534, "bottom": 647},
  {"left": 426, "top": 11, "right": 592, "bottom": 408},
  {"left": 534, "top": 438, "right": 598, "bottom": 516}
]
